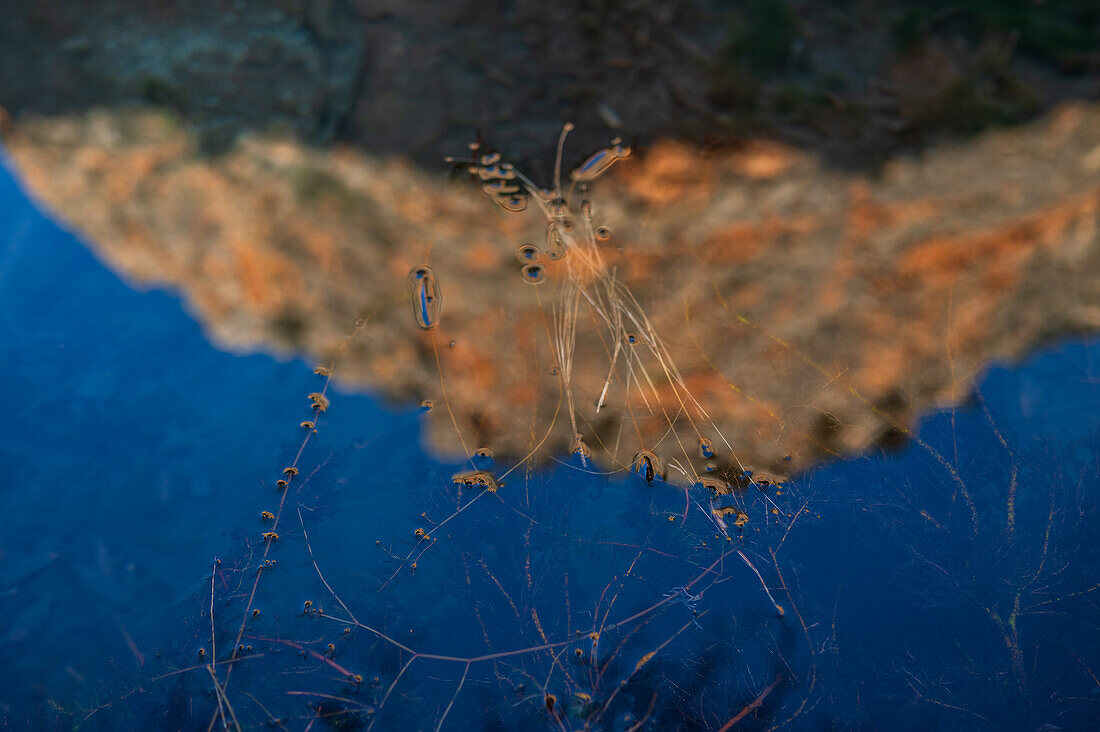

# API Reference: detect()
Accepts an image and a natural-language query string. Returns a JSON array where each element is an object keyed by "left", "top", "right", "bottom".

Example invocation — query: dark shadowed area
[{"left": 1, "top": 0, "right": 1097, "bottom": 166}]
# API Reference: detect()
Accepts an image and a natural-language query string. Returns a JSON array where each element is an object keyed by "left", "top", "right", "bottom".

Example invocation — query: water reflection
[
  {"left": 4, "top": 105, "right": 1099, "bottom": 477},
  {"left": 1, "top": 112, "right": 1099, "bottom": 727}
]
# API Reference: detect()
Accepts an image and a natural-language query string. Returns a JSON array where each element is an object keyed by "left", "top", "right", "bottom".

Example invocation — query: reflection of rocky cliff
[{"left": 5, "top": 105, "right": 1100, "bottom": 474}]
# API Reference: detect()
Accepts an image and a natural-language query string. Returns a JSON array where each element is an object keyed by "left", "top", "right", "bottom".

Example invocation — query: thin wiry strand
[
  {"left": 551, "top": 283, "right": 583, "bottom": 445},
  {"left": 493, "top": 128, "right": 781, "bottom": 513}
]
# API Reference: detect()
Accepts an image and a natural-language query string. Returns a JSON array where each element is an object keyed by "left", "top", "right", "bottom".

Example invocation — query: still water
[{"left": 0, "top": 151, "right": 1097, "bottom": 730}]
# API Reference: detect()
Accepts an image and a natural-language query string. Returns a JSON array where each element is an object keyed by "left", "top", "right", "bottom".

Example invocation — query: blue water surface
[{"left": 0, "top": 153, "right": 1097, "bottom": 730}]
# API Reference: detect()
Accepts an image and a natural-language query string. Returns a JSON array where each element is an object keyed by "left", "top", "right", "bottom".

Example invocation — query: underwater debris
[
  {"left": 632, "top": 450, "right": 665, "bottom": 483},
  {"left": 451, "top": 469, "right": 499, "bottom": 492},
  {"left": 699, "top": 437, "right": 715, "bottom": 459},
  {"left": 571, "top": 434, "right": 591, "bottom": 459},
  {"left": 714, "top": 506, "right": 750, "bottom": 528},
  {"left": 695, "top": 476, "right": 730, "bottom": 495}
]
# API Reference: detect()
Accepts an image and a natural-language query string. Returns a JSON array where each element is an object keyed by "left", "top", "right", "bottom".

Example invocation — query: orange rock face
[{"left": 4, "top": 105, "right": 1099, "bottom": 476}]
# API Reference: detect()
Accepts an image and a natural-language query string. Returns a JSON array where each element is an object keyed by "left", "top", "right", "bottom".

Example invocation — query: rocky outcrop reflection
[{"left": 4, "top": 105, "right": 1099, "bottom": 475}]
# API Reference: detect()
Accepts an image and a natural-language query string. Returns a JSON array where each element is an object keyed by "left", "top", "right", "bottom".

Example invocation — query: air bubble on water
[
  {"left": 448, "top": 339, "right": 457, "bottom": 348},
  {"left": 517, "top": 244, "right": 539, "bottom": 263},
  {"left": 545, "top": 222, "right": 567, "bottom": 260},
  {"left": 570, "top": 138, "right": 632, "bottom": 182},
  {"left": 475, "top": 446, "right": 493, "bottom": 459},
  {"left": 705, "top": 462, "right": 717, "bottom": 473},
  {"left": 408, "top": 265, "right": 442, "bottom": 330},
  {"left": 549, "top": 197, "right": 568, "bottom": 219},
  {"left": 419, "top": 399, "right": 433, "bottom": 412},
  {"left": 481, "top": 180, "right": 520, "bottom": 194},
  {"left": 479, "top": 151, "right": 501, "bottom": 166},
  {"left": 521, "top": 263, "right": 547, "bottom": 285},
  {"left": 495, "top": 192, "right": 529, "bottom": 212},
  {"left": 478, "top": 164, "right": 510, "bottom": 181},
  {"left": 595, "top": 225, "right": 612, "bottom": 241},
  {"left": 699, "top": 437, "right": 715, "bottom": 459},
  {"left": 580, "top": 199, "right": 593, "bottom": 220}
]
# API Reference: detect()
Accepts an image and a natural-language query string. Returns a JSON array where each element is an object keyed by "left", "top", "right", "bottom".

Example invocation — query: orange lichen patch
[
  {"left": 897, "top": 192, "right": 1100, "bottom": 290},
  {"left": 465, "top": 240, "right": 504, "bottom": 272},
  {"left": 233, "top": 239, "right": 304, "bottom": 311},
  {"left": 107, "top": 149, "right": 165, "bottom": 201},
  {"left": 73, "top": 147, "right": 112, "bottom": 177},
  {"left": 845, "top": 181, "right": 940, "bottom": 243},
  {"left": 1044, "top": 103, "right": 1085, "bottom": 149},
  {"left": 505, "top": 376, "right": 539, "bottom": 408},
  {"left": 728, "top": 282, "right": 768, "bottom": 310},
  {"left": 699, "top": 222, "right": 764, "bottom": 264},
  {"left": 947, "top": 297, "right": 997, "bottom": 351},
  {"left": 853, "top": 344, "right": 910, "bottom": 394},
  {"left": 619, "top": 250, "right": 662, "bottom": 282},
  {"left": 297, "top": 225, "right": 341, "bottom": 276},
  {"left": 724, "top": 140, "right": 800, "bottom": 180},
  {"left": 452, "top": 348, "right": 499, "bottom": 395},
  {"left": 619, "top": 139, "right": 713, "bottom": 207}
]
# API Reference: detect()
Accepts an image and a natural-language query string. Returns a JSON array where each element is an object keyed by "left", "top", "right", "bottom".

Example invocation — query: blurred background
[{"left": 0, "top": 1, "right": 1098, "bottom": 729}]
